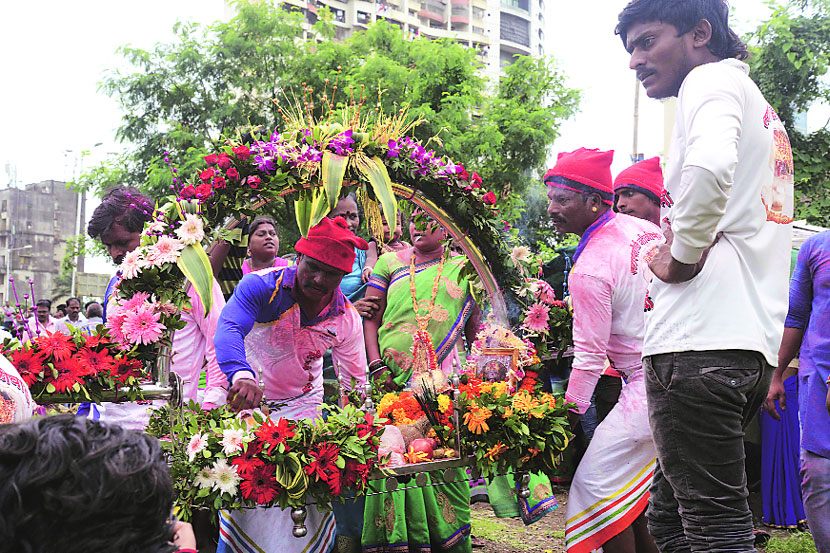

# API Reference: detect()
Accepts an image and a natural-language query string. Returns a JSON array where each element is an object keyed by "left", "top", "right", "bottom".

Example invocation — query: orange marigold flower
[
  {"left": 512, "top": 392, "right": 535, "bottom": 413},
  {"left": 502, "top": 407, "right": 514, "bottom": 419},
  {"left": 463, "top": 408, "right": 492, "bottom": 434},
  {"left": 484, "top": 442, "right": 507, "bottom": 461}
]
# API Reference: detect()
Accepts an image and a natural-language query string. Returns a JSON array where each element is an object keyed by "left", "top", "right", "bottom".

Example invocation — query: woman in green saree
[{"left": 362, "top": 211, "right": 480, "bottom": 553}]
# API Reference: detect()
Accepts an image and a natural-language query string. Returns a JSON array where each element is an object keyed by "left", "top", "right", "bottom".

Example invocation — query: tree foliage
[
  {"left": 748, "top": 1, "right": 830, "bottom": 226},
  {"left": 85, "top": 1, "right": 579, "bottom": 245}
]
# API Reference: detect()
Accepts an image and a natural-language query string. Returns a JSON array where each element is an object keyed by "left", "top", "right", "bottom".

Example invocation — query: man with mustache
[
  {"left": 546, "top": 147, "right": 662, "bottom": 553},
  {"left": 214, "top": 216, "right": 369, "bottom": 553},
  {"left": 616, "top": 1, "right": 794, "bottom": 551}
]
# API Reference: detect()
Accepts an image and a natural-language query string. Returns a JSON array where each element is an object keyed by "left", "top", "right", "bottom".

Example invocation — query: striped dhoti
[{"left": 565, "top": 369, "right": 656, "bottom": 553}]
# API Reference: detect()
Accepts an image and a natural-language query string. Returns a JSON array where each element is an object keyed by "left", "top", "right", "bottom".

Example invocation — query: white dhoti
[
  {"left": 565, "top": 368, "right": 656, "bottom": 553},
  {"left": 217, "top": 396, "right": 336, "bottom": 553}
]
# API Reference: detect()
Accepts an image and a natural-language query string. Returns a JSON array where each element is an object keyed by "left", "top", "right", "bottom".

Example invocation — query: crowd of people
[{"left": 0, "top": 0, "right": 829, "bottom": 553}]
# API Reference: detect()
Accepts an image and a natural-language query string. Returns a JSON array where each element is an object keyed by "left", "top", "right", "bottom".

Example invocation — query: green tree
[
  {"left": 85, "top": 0, "right": 579, "bottom": 244},
  {"left": 747, "top": 1, "right": 830, "bottom": 225}
]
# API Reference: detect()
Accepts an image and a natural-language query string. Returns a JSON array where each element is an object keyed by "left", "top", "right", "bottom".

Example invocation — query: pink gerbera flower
[
  {"left": 121, "top": 306, "right": 166, "bottom": 345},
  {"left": 119, "top": 249, "right": 145, "bottom": 280},
  {"left": 120, "top": 291, "right": 151, "bottom": 313},
  {"left": 187, "top": 432, "right": 208, "bottom": 462},
  {"left": 521, "top": 302, "right": 550, "bottom": 333},
  {"left": 175, "top": 214, "right": 205, "bottom": 245},
  {"left": 105, "top": 312, "right": 127, "bottom": 343},
  {"left": 144, "top": 236, "right": 184, "bottom": 267},
  {"left": 144, "top": 219, "right": 167, "bottom": 234}
]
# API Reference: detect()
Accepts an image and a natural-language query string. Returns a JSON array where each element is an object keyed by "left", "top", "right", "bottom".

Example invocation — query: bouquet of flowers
[
  {"left": 455, "top": 375, "right": 573, "bottom": 480},
  {"left": 375, "top": 389, "right": 457, "bottom": 463},
  {"left": 3, "top": 327, "right": 146, "bottom": 403},
  {"left": 147, "top": 402, "right": 383, "bottom": 522}
]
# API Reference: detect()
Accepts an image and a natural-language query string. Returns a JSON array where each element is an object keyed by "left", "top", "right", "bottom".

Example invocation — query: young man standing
[{"left": 616, "top": 1, "right": 794, "bottom": 552}]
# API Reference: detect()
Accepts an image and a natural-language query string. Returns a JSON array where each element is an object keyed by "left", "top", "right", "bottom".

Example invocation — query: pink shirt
[
  {"left": 565, "top": 213, "right": 663, "bottom": 414},
  {"left": 171, "top": 279, "right": 228, "bottom": 406}
]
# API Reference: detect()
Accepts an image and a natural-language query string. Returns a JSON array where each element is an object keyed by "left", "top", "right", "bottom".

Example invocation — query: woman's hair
[
  {"left": 616, "top": 0, "right": 748, "bottom": 61},
  {"left": 248, "top": 216, "right": 277, "bottom": 237},
  {"left": 0, "top": 415, "right": 175, "bottom": 553}
]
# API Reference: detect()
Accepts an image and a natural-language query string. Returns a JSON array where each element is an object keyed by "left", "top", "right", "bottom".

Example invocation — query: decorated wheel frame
[{"left": 8, "top": 102, "right": 573, "bottom": 527}]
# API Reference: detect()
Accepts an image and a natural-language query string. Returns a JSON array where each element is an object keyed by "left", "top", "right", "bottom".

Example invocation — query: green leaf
[
  {"left": 321, "top": 151, "right": 348, "bottom": 211},
  {"left": 46, "top": 383, "right": 56, "bottom": 394},
  {"left": 356, "top": 156, "right": 398, "bottom": 236},
  {"left": 335, "top": 455, "right": 346, "bottom": 469},
  {"left": 295, "top": 189, "right": 313, "bottom": 237},
  {"left": 309, "top": 184, "right": 331, "bottom": 229},
  {"left": 177, "top": 243, "right": 213, "bottom": 314}
]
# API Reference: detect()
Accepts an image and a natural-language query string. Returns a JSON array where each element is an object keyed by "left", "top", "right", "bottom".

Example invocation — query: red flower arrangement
[
  {"left": 255, "top": 417, "right": 296, "bottom": 455},
  {"left": 3, "top": 328, "right": 147, "bottom": 402},
  {"left": 240, "top": 464, "right": 280, "bottom": 504}
]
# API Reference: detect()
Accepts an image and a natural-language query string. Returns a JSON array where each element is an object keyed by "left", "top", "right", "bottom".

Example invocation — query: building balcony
[
  {"left": 499, "top": 40, "right": 531, "bottom": 56},
  {"left": 451, "top": 14, "right": 469, "bottom": 24},
  {"left": 418, "top": 9, "right": 445, "bottom": 22},
  {"left": 451, "top": 0, "right": 469, "bottom": 5}
]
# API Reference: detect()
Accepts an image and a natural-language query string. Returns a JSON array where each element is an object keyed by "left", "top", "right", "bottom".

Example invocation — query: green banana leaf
[
  {"left": 321, "top": 151, "right": 348, "bottom": 211},
  {"left": 177, "top": 243, "right": 213, "bottom": 314},
  {"left": 356, "top": 156, "right": 398, "bottom": 235},
  {"left": 295, "top": 189, "right": 314, "bottom": 237}
]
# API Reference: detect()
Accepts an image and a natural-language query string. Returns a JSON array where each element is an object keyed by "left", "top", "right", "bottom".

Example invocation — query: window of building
[
  {"left": 472, "top": 6, "right": 485, "bottom": 18},
  {"left": 333, "top": 8, "right": 345, "bottom": 22},
  {"left": 500, "top": 48, "right": 518, "bottom": 67},
  {"left": 499, "top": 12, "right": 530, "bottom": 46},
  {"left": 357, "top": 10, "right": 371, "bottom": 24},
  {"left": 500, "top": 0, "right": 528, "bottom": 12},
  {"left": 1, "top": 200, "right": 6, "bottom": 212},
  {"left": 472, "top": 25, "right": 485, "bottom": 34},
  {"left": 429, "top": 19, "right": 445, "bottom": 28},
  {"left": 538, "top": 28, "right": 543, "bottom": 40}
]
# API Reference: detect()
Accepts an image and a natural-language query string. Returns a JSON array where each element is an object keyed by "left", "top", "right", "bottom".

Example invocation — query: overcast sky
[{"left": 0, "top": 0, "right": 779, "bottom": 273}]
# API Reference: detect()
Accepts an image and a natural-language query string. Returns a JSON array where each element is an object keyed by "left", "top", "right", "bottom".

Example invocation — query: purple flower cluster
[
  {"left": 250, "top": 128, "right": 356, "bottom": 174},
  {"left": 386, "top": 137, "right": 462, "bottom": 181}
]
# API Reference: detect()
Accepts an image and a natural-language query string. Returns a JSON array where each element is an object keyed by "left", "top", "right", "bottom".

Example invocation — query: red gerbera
[
  {"left": 231, "top": 440, "right": 265, "bottom": 477},
  {"left": 343, "top": 458, "right": 370, "bottom": 489},
  {"left": 356, "top": 412, "right": 377, "bottom": 439},
  {"left": 109, "top": 357, "right": 143, "bottom": 384},
  {"left": 48, "top": 358, "right": 86, "bottom": 393},
  {"left": 82, "top": 334, "right": 107, "bottom": 350},
  {"left": 304, "top": 443, "right": 340, "bottom": 482},
  {"left": 327, "top": 468, "right": 342, "bottom": 496},
  {"left": 254, "top": 418, "right": 295, "bottom": 456},
  {"left": 9, "top": 348, "right": 45, "bottom": 386},
  {"left": 35, "top": 331, "right": 75, "bottom": 361},
  {"left": 239, "top": 464, "right": 280, "bottom": 505},
  {"left": 76, "top": 347, "right": 115, "bottom": 377}
]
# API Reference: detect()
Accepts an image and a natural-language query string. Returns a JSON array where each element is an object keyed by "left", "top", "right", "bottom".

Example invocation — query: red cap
[
  {"left": 613, "top": 156, "right": 663, "bottom": 202},
  {"left": 294, "top": 217, "right": 368, "bottom": 273},
  {"left": 544, "top": 148, "right": 615, "bottom": 205}
]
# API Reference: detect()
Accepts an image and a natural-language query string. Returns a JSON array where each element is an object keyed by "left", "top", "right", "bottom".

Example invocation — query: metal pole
[{"left": 633, "top": 76, "right": 640, "bottom": 160}]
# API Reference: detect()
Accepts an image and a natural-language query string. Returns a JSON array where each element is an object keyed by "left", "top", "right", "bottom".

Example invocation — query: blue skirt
[{"left": 759, "top": 375, "right": 807, "bottom": 528}]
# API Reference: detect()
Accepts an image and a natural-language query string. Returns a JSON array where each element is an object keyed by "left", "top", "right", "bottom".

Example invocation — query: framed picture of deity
[{"left": 476, "top": 348, "right": 519, "bottom": 382}]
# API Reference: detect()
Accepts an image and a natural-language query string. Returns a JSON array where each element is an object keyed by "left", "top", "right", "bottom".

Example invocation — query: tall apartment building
[
  {"left": 233, "top": 0, "right": 546, "bottom": 84},
  {"left": 0, "top": 180, "right": 83, "bottom": 306}
]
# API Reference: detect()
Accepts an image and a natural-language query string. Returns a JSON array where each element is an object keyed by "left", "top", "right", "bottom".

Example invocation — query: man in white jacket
[{"left": 616, "top": 1, "right": 794, "bottom": 552}]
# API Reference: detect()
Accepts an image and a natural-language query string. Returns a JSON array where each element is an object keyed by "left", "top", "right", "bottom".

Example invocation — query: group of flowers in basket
[
  {"left": 150, "top": 402, "right": 383, "bottom": 520},
  {"left": 455, "top": 375, "right": 572, "bottom": 478},
  {"left": 3, "top": 329, "right": 144, "bottom": 401},
  {"left": 508, "top": 245, "right": 573, "bottom": 357},
  {"left": 109, "top": 200, "right": 210, "bottom": 352}
]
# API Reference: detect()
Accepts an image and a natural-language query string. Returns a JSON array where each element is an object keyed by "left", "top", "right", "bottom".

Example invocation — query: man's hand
[
  {"left": 353, "top": 297, "right": 380, "bottom": 320},
  {"left": 763, "top": 374, "right": 786, "bottom": 421},
  {"left": 649, "top": 228, "right": 720, "bottom": 284},
  {"left": 372, "top": 366, "right": 399, "bottom": 393},
  {"left": 171, "top": 520, "right": 197, "bottom": 550},
  {"left": 227, "top": 378, "right": 263, "bottom": 412}
]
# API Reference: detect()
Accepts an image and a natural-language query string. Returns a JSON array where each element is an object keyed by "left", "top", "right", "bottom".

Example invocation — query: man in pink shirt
[
  {"left": 214, "top": 216, "right": 369, "bottom": 553},
  {"left": 546, "top": 148, "right": 663, "bottom": 553}
]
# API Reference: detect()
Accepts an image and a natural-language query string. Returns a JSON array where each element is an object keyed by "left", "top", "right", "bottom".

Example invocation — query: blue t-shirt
[
  {"left": 785, "top": 231, "right": 830, "bottom": 458},
  {"left": 339, "top": 247, "right": 367, "bottom": 302}
]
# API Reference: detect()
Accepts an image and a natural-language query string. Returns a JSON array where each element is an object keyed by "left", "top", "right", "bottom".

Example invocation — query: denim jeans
[
  {"left": 644, "top": 350, "right": 773, "bottom": 553},
  {"left": 800, "top": 449, "right": 830, "bottom": 553}
]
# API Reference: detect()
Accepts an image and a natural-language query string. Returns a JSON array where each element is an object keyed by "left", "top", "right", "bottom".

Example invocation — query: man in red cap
[
  {"left": 214, "top": 216, "right": 369, "bottom": 553},
  {"left": 614, "top": 156, "right": 663, "bottom": 226},
  {"left": 546, "top": 148, "right": 663, "bottom": 553}
]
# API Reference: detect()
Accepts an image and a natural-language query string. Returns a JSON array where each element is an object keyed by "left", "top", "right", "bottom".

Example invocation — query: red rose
[
  {"left": 470, "top": 172, "right": 482, "bottom": 189},
  {"left": 204, "top": 154, "right": 219, "bottom": 166},
  {"left": 226, "top": 167, "right": 239, "bottom": 181},
  {"left": 217, "top": 154, "right": 232, "bottom": 170},
  {"left": 195, "top": 183, "right": 213, "bottom": 199},
  {"left": 482, "top": 191, "right": 497, "bottom": 205},
  {"left": 199, "top": 168, "right": 215, "bottom": 183},
  {"left": 180, "top": 185, "right": 196, "bottom": 199},
  {"left": 212, "top": 176, "right": 226, "bottom": 189},
  {"left": 247, "top": 175, "right": 261, "bottom": 189},
  {"left": 233, "top": 145, "right": 251, "bottom": 160},
  {"left": 457, "top": 165, "right": 469, "bottom": 181}
]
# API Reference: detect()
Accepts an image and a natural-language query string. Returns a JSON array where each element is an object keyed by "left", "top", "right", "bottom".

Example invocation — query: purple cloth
[
  {"left": 759, "top": 375, "right": 806, "bottom": 528},
  {"left": 785, "top": 231, "right": 830, "bottom": 458}
]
